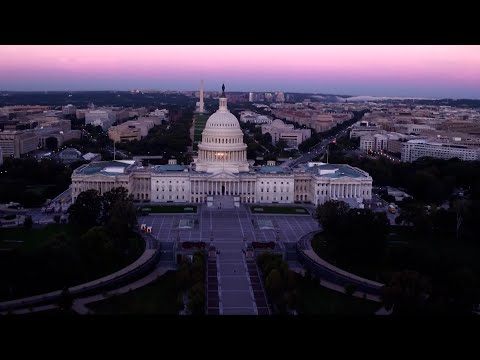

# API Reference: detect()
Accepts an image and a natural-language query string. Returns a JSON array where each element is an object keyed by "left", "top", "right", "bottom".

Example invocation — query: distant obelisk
[{"left": 199, "top": 80, "right": 205, "bottom": 113}]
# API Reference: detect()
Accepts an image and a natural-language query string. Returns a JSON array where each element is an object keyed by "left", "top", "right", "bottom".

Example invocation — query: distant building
[
  {"left": 149, "top": 108, "right": 169, "bottom": 120},
  {"left": 58, "top": 148, "right": 82, "bottom": 163},
  {"left": 76, "top": 109, "right": 87, "bottom": 119},
  {"left": 239, "top": 111, "right": 272, "bottom": 124},
  {"left": 249, "top": 92, "right": 255, "bottom": 102},
  {"left": 82, "top": 152, "right": 101, "bottom": 162},
  {"left": 350, "top": 121, "right": 381, "bottom": 138},
  {"left": 0, "top": 146, "right": 3, "bottom": 166},
  {"left": 85, "top": 109, "right": 116, "bottom": 130},
  {"left": 360, "top": 135, "right": 375, "bottom": 152},
  {"left": 0, "top": 130, "right": 39, "bottom": 158},
  {"left": 275, "top": 92, "right": 285, "bottom": 103},
  {"left": 261, "top": 119, "right": 311, "bottom": 148},
  {"left": 401, "top": 139, "right": 480, "bottom": 162},
  {"left": 62, "top": 104, "right": 77, "bottom": 115},
  {"left": 373, "top": 133, "right": 388, "bottom": 151},
  {"left": 108, "top": 117, "right": 162, "bottom": 143}
]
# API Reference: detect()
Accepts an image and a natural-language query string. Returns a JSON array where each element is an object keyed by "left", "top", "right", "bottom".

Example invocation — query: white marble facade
[{"left": 71, "top": 88, "right": 372, "bottom": 205}]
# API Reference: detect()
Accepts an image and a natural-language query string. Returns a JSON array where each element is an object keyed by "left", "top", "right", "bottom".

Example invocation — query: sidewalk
[{"left": 74, "top": 266, "right": 174, "bottom": 314}]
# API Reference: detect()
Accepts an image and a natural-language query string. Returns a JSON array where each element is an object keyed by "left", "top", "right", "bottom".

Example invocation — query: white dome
[
  {"left": 272, "top": 119, "right": 285, "bottom": 127},
  {"left": 205, "top": 111, "right": 240, "bottom": 129}
]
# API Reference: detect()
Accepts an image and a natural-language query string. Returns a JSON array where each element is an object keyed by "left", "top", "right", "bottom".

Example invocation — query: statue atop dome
[{"left": 221, "top": 83, "right": 226, "bottom": 97}]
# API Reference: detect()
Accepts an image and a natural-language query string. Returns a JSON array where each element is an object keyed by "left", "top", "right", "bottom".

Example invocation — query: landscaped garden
[
  {"left": 0, "top": 188, "right": 145, "bottom": 302},
  {"left": 313, "top": 195, "right": 480, "bottom": 315},
  {"left": 87, "top": 270, "right": 179, "bottom": 314},
  {"left": 256, "top": 252, "right": 379, "bottom": 315},
  {"left": 250, "top": 206, "right": 308, "bottom": 215}
]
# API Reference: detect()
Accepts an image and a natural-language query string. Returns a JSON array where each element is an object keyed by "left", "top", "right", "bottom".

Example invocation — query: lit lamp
[{"left": 215, "top": 152, "right": 226, "bottom": 171}]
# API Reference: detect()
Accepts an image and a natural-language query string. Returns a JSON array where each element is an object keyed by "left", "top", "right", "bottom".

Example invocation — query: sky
[{"left": 0, "top": 45, "right": 479, "bottom": 98}]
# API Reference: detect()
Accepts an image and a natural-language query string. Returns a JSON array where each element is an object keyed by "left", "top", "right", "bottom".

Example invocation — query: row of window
[
  {"left": 155, "top": 180, "right": 186, "bottom": 184},
  {"left": 204, "top": 137, "right": 241, "bottom": 144},
  {"left": 156, "top": 195, "right": 185, "bottom": 200},
  {"left": 260, "top": 181, "right": 290, "bottom": 185},
  {"left": 260, "top": 187, "right": 290, "bottom": 193},
  {"left": 209, "top": 123, "right": 236, "bottom": 127},
  {"left": 260, "top": 196, "right": 289, "bottom": 201}
]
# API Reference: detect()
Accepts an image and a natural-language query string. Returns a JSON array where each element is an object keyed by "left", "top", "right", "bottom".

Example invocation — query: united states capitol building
[{"left": 71, "top": 87, "right": 372, "bottom": 207}]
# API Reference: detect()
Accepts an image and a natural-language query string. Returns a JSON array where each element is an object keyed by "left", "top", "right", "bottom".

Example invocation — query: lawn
[
  {"left": 251, "top": 206, "right": 309, "bottom": 215},
  {"left": 0, "top": 224, "right": 145, "bottom": 302},
  {"left": 299, "top": 277, "right": 381, "bottom": 315},
  {"left": 0, "top": 224, "right": 71, "bottom": 252},
  {"left": 140, "top": 205, "right": 197, "bottom": 213},
  {"left": 87, "top": 270, "right": 178, "bottom": 314}
]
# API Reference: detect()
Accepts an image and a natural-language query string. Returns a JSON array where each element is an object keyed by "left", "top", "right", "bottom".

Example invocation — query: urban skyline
[{"left": 0, "top": 45, "right": 479, "bottom": 98}]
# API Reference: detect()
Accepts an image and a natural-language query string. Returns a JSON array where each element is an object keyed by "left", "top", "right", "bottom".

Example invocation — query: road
[
  {"left": 284, "top": 127, "right": 350, "bottom": 169},
  {"left": 27, "top": 187, "right": 72, "bottom": 225}
]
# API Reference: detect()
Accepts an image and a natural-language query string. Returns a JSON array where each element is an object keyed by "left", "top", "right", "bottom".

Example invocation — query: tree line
[{"left": 314, "top": 199, "right": 480, "bottom": 315}]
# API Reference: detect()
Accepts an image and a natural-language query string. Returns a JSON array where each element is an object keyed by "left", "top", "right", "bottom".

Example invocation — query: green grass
[
  {"left": 0, "top": 224, "right": 71, "bottom": 252},
  {"left": 88, "top": 270, "right": 178, "bottom": 314},
  {"left": 24, "top": 184, "right": 56, "bottom": 196},
  {"left": 251, "top": 206, "right": 309, "bottom": 215},
  {"left": 300, "top": 279, "right": 381, "bottom": 315},
  {"left": 0, "top": 224, "right": 145, "bottom": 302},
  {"left": 140, "top": 205, "right": 197, "bottom": 213}
]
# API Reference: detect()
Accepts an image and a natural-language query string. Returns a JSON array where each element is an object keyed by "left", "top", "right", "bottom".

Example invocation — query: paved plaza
[
  {"left": 138, "top": 203, "right": 319, "bottom": 315},
  {"left": 138, "top": 204, "right": 320, "bottom": 253}
]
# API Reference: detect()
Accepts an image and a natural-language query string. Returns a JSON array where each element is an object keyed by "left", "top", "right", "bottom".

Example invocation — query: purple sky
[{"left": 0, "top": 45, "right": 479, "bottom": 98}]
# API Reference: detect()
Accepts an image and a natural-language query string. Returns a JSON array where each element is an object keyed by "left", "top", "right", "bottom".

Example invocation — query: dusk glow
[{"left": 1, "top": 45, "right": 479, "bottom": 98}]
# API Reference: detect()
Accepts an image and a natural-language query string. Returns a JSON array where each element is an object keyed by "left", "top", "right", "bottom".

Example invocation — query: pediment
[{"left": 208, "top": 172, "right": 239, "bottom": 180}]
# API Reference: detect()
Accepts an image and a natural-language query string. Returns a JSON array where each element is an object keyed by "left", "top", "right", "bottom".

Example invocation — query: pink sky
[{"left": 0, "top": 45, "right": 479, "bottom": 97}]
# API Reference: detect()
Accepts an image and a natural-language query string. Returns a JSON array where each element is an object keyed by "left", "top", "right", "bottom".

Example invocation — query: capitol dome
[
  {"left": 205, "top": 110, "right": 241, "bottom": 129},
  {"left": 196, "top": 84, "right": 249, "bottom": 174}
]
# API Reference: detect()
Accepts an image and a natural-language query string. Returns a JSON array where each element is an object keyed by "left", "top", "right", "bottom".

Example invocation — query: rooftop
[
  {"left": 75, "top": 161, "right": 132, "bottom": 176},
  {"left": 305, "top": 164, "right": 368, "bottom": 178},
  {"left": 257, "top": 166, "right": 287, "bottom": 174},
  {"left": 153, "top": 164, "right": 187, "bottom": 173}
]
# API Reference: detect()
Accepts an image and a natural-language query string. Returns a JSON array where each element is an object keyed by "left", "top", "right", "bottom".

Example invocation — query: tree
[
  {"left": 262, "top": 132, "right": 272, "bottom": 145},
  {"left": 265, "top": 269, "right": 284, "bottom": 300},
  {"left": 187, "top": 282, "right": 205, "bottom": 315},
  {"left": 381, "top": 270, "right": 431, "bottom": 315},
  {"left": 176, "top": 261, "right": 191, "bottom": 292},
  {"left": 101, "top": 187, "right": 132, "bottom": 224},
  {"left": 106, "top": 199, "right": 137, "bottom": 250},
  {"left": 276, "top": 139, "right": 287, "bottom": 152},
  {"left": 23, "top": 216, "right": 33, "bottom": 229},
  {"left": 344, "top": 283, "right": 357, "bottom": 297},
  {"left": 45, "top": 136, "right": 58, "bottom": 151},
  {"left": 315, "top": 200, "right": 350, "bottom": 233},
  {"left": 57, "top": 286, "right": 74, "bottom": 312},
  {"left": 67, "top": 189, "right": 101, "bottom": 231}
]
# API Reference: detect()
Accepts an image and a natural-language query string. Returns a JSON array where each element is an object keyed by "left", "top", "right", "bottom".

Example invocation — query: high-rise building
[{"left": 249, "top": 92, "right": 254, "bottom": 102}]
